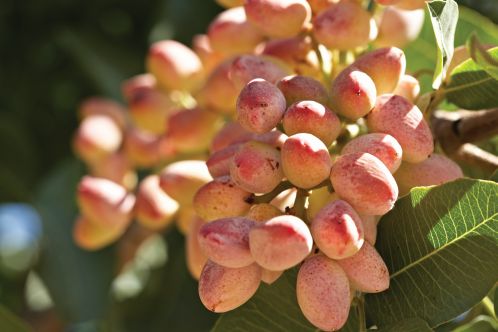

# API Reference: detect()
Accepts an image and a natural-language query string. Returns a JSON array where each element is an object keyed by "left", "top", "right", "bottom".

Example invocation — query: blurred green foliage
[{"left": 0, "top": 0, "right": 221, "bottom": 202}]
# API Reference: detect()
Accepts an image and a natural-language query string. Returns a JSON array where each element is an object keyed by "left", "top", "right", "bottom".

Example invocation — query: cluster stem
[
  {"left": 291, "top": 188, "right": 309, "bottom": 222},
  {"left": 247, "top": 181, "right": 294, "bottom": 204},
  {"left": 357, "top": 293, "right": 367, "bottom": 332}
]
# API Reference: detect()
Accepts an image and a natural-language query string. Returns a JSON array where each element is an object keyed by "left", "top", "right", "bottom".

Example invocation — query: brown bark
[{"left": 431, "top": 108, "right": 498, "bottom": 172}]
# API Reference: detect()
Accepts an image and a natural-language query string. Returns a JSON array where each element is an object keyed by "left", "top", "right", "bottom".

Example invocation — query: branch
[
  {"left": 431, "top": 108, "right": 498, "bottom": 172},
  {"left": 432, "top": 108, "right": 498, "bottom": 149},
  {"left": 455, "top": 144, "right": 498, "bottom": 173}
]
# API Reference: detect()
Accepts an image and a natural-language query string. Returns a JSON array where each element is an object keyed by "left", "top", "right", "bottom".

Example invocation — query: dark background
[{"left": 0, "top": 0, "right": 221, "bottom": 202}]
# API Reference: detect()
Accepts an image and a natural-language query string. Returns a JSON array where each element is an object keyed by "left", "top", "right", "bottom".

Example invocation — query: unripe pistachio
[
  {"left": 236, "top": 78, "right": 287, "bottom": 134},
  {"left": 166, "top": 108, "right": 223, "bottom": 153},
  {"left": 77, "top": 176, "right": 135, "bottom": 229},
  {"left": 307, "top": 0, "right": 340, "bottom": 14},
  {"left": 198, "top": 217, "right": 255, "bottom": 268},
  {"left": 123, "top": 128, "right": 162, "bottom": 168},
  {"left": 375, "top": 7, "right": 424, "bottom": 48},
  {"left": 307, "top": 188, "right": 339, "bottom": 221},
  {"left": 254, "top": 130, "right": 288, "bottom": 149},
  {"left": 199, "top": 261, "right": 261, "bottom": 312},
  {"left": 122, "top": 75, "right": 175, "bottom": 134},
  {"left": 336, "top": 242, "right": 389, "bottom": 293},
  {"left": 229, "top": 55, "right": 290, "bottom": 90},
  {"left": 360, "top": 214, "right": 377, "bottom": 245},
  {"left": 395, "top": 0, "right": 426, "bottom": 10},
  {"left": 193, "top": 176, "right": 252, "bottom": 221},
  {"left": 394, "top": 154, "right": 464, "bottom": 195},
  {"left": 88, "top": 152, "right": 137, "bottom": 190},
  {"left": 176, "top": 207, "right": 198, "bottom": 235},
  {"left": 297, "top": 254, "right": 351, "bottom": 331},
  {"left": 311, "top": 199, "right": 364, "bottom": 259},
  {"left": 261, "top": 268, "right": 283, "bottom": 284},
  {"left": 73, "top": 215, "right": 128, "bottom": 251},
  {"left": 146, "top": 40, "right": 203, "bottom": 92},
  {"left": 277, "top": 75, "right": 329, "bottom": 107},
  {"left": 375, "top": 0, "right": 401, "bottom": 5},
  {"left": 186, "top": 216, "right": 208, "bottom": 279},
  {"left": 367, "top": 94, "right": 433, "bottom": 163},
  {"left": 207, "top": 144, "right": 241, "bottom": 178},
  {"left": 230, "top": 141, "right": 284, "bottom": 194},
  {"left": 281, "top": 133, "right": 332, "bottom": 189},
  {"left": 198, "top": 60, "right": 239, "bottom": 115},
  {"left": 159, "top": 160, "right": 212, "bottom": 205},
  {"left": 244, "top": 0, "right": 312, "bottom": 38},
  {"left": 393, "top": 74, "right": 420, "bottom": 102},
  {"left": 262, "top": 36, "right": 321, "bottom": 79},
  {"left": 208, "top": 7, "right": 264, "bottom": 56},
  {"left": 353, "top": 47, "right": 406, "bottom": 94},
  {"left": 249, "top": 215, "right": 313, "bottom": 270},
  {"left": 330, "top": 68, "right": 377, "bottom": 120},
  {"left": 192, "top": 34, "right": 225, "bottom": 76},
  {"left": 283, "top": 101, "right": 340, "bottom": 147},
  {"left": 78, "top": 97, "right": 127, "bottom": 130},
  {"left": 211, "top": 122, "right": 253, "bottom": 153},
  {"left": 73, "top": 115, "right": 123, "bottom": 164},
  {"left": 330, "top": 152, "right": 398, "bottom": 215},
  {"left": 313, "top": 1, "right": 373, "bottom": 50},
  {"left": 341, "top": 133, "right": 403, "bottom": 173},
  {"left": 246, "top": 203, "right": 282, "bottom": 222},
  {"left": 135, "top": 175, "right": 179, "bottom": 230}
]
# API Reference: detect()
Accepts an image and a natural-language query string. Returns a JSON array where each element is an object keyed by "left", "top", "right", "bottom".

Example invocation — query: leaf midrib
[
  {"left": 445, "top": 76, "right": 494, "bottom": 94},
  {"left": 390, "top": 211, "right": 498, "bottom": 279}
]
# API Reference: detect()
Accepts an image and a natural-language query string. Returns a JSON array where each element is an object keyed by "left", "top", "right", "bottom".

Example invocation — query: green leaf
[
  {"left": 0, "top": 304, "right": 31, "bottom": 332},
  {"left": 427, "top": 0, "right": 459, "bottom": 89},
  {"left": 453, "top": 315, "right": 498, "bottom": 332},
  {"left": 405, "top": 7, "right": 498, "bottom": 95},
  {"left": 35, "top": 160, "right": 115, "bottom": 323},
  {"left": 375, "top": 317, "right": 433, "bottom": 332},
  {"left": 110, "top": 229, "right": 217, "bottom": 332},
  {"left": 445, "top": 47, "right": 498, "bottom": 109},
  {"left": 495, "top": 288, "right": 498, "bottom": 321},
  {"left": 211, "top": 269, "right": 316, "bottom": 332},
  {"left": 366, "top": 179, "right": 498, "bottom": 329},
  {"left": 467, "top": 34, "right": 498, "bottom": 80}
]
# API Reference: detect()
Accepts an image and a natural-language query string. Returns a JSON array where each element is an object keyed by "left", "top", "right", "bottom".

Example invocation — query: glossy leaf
[
  {"left": 453, "top": 315, "right": 498, "bottom": 332},
  {"left": 405, "top": 7, "right": 498, "bottom": 94},
  {"left": 375, "top": 317, "right": 433, "bottom": 332},
  {"left": 445, "top": 47, "right": 498, "bottom": 109},
  {"left": 366, "top": 179, "right": 498, "bottom": 329},
  {"left": 427, "top": 0, "right": 459, "bottom": 89},
  {"left": 467, "top": 34, "right": 498, "bottom": 80}
]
